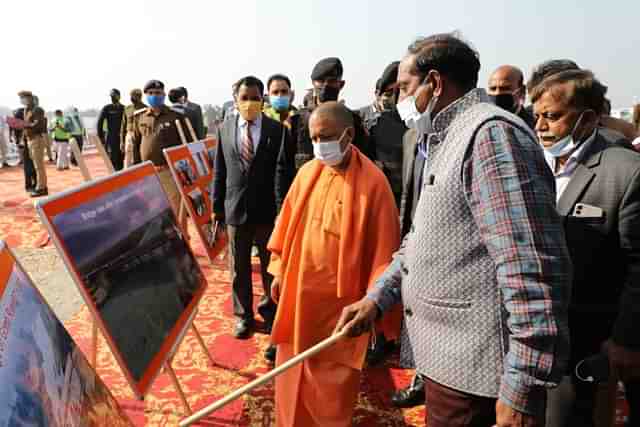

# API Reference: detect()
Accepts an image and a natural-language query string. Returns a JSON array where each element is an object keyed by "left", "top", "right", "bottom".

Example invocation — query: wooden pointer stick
[{"left": 179, "top": 330, "right": 348, "bottom": 426}]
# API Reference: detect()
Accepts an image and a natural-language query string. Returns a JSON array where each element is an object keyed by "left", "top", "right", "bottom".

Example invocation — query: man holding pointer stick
[{"left": 266, "top": 101, "right": 400, "bottom": 427}]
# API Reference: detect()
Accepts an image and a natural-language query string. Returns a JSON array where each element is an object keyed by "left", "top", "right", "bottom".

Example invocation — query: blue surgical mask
[
  {"left": 270, "top": 95, "right": 290, "bottom": 111},
  {"left": 543, "top": 112, "right": 587, "bottom": 158},
  {"left": 146, "top": 94, "right": 165, "bottom": 108}
]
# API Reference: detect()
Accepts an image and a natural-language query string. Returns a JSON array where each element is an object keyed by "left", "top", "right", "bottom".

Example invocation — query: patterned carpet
[{"left": 0, "top": 153, "right": 424, "bottom": 426}]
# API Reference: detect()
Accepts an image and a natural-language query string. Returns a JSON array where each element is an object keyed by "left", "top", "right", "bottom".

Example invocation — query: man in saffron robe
[{"left": 267, "top": 102, "right": 401, "bottom": 427}]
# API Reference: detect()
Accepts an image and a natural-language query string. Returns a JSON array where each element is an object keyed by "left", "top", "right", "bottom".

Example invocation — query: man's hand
[
  {"left": 606, "top": 340, "right": 640, "bottom": 382},
  {"left": 495, "top": 400, "right": 541, "bottom": 427},
  {"left": 333, "top": 298, "right": 378, "bottom": 337},
  {"left": 271, "top": 278, "right": 280, "bottom": 303}
]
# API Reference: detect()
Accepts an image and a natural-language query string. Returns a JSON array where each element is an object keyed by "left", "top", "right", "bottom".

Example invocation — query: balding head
[
  {"left": 310, "top": 102, "right": 354, "bottom": 134},
  {"left": 309, "top": 102, "right": 355, "bottom": 168},
  {"left": 488, "top": 65, "right": 524, "bottom": 96}
]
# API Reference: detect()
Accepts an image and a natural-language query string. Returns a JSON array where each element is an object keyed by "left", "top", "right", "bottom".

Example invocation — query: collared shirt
[
  {"left": 263, "top": 105, "right": 296, "bottom": 128},
  {"left": 367, "top": 88, "right": 570, "bottom": 416},
  {"left": 544, "top": 130, "right": 597, "bottom": 202},
  {"left": 23, "top": 106, "right": 47, "bottom": 138},
  {"left": 134, "top": 106, "right": 186, "bottom": 166},
  {"left": 237, "top": 113, "right": 262, "bottom": 154}
]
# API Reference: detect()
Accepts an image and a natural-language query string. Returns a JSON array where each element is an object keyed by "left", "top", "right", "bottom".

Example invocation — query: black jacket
[
  {"left": 213, "top": 114, "right": 287, "bottom": 226},
  {"left": 97, "top": 103, "right": 124, "bottom": 146},
  {"left": 558, "top": 129, "right": 640, "bottom": 363}
]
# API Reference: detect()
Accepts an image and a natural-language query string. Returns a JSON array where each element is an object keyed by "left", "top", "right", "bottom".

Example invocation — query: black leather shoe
[
  {"left": 390, "top": 374, "right": 426, "bottom": 408},
  {"left": 234, "top": 319, "right": 254, "bottom": 339},
  {"left": 257, "top": 300, "right": 276, "bottom": 331},
  {"left": 30, "top": 188, "right": 49, "bottom": 197},
  {"left": 264, "top": 344, "right": 276, "bottom": 363}
]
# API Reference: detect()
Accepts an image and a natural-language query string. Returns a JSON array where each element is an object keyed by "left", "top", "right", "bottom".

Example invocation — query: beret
[
  {"left": 311, "top": 57, "right": 343, "bottom": 81},
  {"left": 130, "top": 88, "right": 143, "bottom": 97},
  {"left": 143, "top": 80, "right": 165, "bottom": 92},
  {"left": 110, "top": 88, "right": 121, "bottom": 96}
]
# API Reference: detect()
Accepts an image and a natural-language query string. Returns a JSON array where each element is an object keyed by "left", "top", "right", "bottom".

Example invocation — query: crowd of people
[
  {"left": 1, "top": 97, "right": 87, "bottom": 196},
  {"left": 3, "top": 30, "right": 640, "bottom": 427}
]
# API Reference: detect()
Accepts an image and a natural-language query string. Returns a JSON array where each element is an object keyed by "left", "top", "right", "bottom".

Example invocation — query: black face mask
[
  {"left": 317, "top": 86, "right": 340, "bottom": 103},
  {"left": 111, "top": 96, "right": 120, "bottom": 104},
  {"left": 489, "top": 93, "right": 518, "bottom": 114}
]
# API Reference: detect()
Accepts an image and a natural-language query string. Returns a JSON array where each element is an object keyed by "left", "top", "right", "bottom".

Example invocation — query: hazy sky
[{"left": 2, "top": 0, "right": 639, "bottom": 111}]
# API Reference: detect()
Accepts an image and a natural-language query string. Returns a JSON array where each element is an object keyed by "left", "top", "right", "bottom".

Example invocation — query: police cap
[
  {"left": 130, "top": 88, "right": 143, "bottom": 97},
  {"left": 17, "top": 90, "right": 33, "bottom": 98},
  {"left": 311, "top": 57, "right": 343, "bottom": 81},
  {"left": 143, "top": 80, "right": 165, "bottom": 93}
]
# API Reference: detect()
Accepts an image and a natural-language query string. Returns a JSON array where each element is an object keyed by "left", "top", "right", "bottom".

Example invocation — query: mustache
[{"left": 537, "top": 132, "right": 557, "bottom": 140}]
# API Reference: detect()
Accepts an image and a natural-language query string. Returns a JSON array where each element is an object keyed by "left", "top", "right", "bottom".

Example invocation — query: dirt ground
[{"left": 14, "top": 247, "right": 84, "bottom": 322}]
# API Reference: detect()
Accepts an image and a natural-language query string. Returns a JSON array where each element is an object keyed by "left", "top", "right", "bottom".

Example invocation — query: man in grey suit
[
  {"left": 531, "top": 69, "right": 640, "bottom": 426},
  {"left": 336, "top": 33, "right": 571, "bottom": 426},
  {"left": 213, "top": 76, "right": 288, "bottom": 355}
]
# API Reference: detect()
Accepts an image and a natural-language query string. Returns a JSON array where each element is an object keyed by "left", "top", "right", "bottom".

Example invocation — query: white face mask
[
  {"left": 397, "top": 90, "right": 439, "bottom": 137},
  {"left": 313, "top": 130, "right": 348, "bottom": 167},
  {"left": 541, "top": 111, "right": 588, "bottom": 158}
]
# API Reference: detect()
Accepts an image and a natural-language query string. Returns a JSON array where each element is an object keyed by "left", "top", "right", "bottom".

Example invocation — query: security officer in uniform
[
  {"left": 275, "top": 57, "right": 374, "bottom": 210},
  {"left": 121, "top": 89, "right": 146, "bottom": 167},
  {"left": 97, "top": 89, "right": 125, "bottom": 170},
  {"left": 10, "top": 107, "right": 36, "bottom": 192},
  {"left": 132, "top": 80, "right": 194, "bottom": 215},
  {"left": 18, "top": 91, "right": 48, "bottom": 197},
  {"left": 359, "top": 61, "right": 406, "bottom": 208}
]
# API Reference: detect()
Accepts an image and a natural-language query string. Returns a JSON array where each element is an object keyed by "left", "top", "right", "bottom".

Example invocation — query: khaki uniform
[
  {"left": 23, "top": 106, "right": 48, "bottom": 190},
  {"left": 133, "top": 105, "right": 191, "bottom": 214},
  {"left": 121, "top": 102, "right": 146, "bottom": 167}
]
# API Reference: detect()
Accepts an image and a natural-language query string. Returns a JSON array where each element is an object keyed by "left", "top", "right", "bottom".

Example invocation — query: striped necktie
[{"left": 241, "top": 121, "right": 254, "bottom": 169}]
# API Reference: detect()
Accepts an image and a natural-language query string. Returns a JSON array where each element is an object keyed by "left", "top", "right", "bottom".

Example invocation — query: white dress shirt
[
  {"left": 544, "top": 129, "right": 597, "bottom": 202},
  {"left": 236, "top": 114, "right": 262, "bottom": 155}
]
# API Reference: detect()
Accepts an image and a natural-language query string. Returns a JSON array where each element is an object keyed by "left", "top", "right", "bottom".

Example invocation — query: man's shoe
[
  {"left": 390, "top": 374, "right": 426, "bottom": 408},
  {"left": 257, "top": 301, "right": 276, "bottom": 330},
  {"left": 264, "top": 344, "right": 276, "bottom": 363},
  {"left": 234, "top": 319, "right": 254, "bottom": 339},
  {"left": 30, "top": 188, "right": 49, "bottom": 198}
]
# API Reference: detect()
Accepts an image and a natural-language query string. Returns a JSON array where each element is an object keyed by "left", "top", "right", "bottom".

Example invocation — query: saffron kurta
[{"left": 268, "top": 147, "right": 400, "bottom": 427}]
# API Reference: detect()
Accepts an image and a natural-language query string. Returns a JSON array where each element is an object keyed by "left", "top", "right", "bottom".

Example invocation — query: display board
[
  {"left": 164, "top": 138, "right": 226, "bottom": 263},
  {"left": 0, "top": 241, "right": 133, "bottom": 426},
  {"left": 36, "top": 162, "right": 208, "bottom": 397}
]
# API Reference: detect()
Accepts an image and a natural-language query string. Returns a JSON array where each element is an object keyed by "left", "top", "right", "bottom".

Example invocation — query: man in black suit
[
  {"left": 177, "top": 86, "right": 205, "bottom": 139},
  {"left": 213, "top": 76, "right": 287, "bottom": 349},
  {"left": 532, "top": 69, "right": 640, "bottom": 426}
]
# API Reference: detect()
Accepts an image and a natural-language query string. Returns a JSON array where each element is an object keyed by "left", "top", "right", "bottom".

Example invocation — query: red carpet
[{"left": 0, "top": 153, "right": 424, "bottom": 426}]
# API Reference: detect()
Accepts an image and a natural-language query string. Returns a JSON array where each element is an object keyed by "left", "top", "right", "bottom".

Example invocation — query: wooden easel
[
  {"left": 91, "top": 134, "right": 116, "bottom": 173},
  {"left": 35, "top": 137, "right": 89, "bottom": 249},
  {"left": 89, "top": 306, "right": 214, "bottom": 415},
  {"left": 174, "top": 118, "right": 197, "bottom": 234},
  {"left": 162, "top": 312, "right": 214, "bottom": 414}
]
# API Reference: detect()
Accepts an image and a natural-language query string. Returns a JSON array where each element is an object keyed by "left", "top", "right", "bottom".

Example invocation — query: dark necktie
[{"left": 241, "top": 122, "right": 254, "bottom": 169}]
